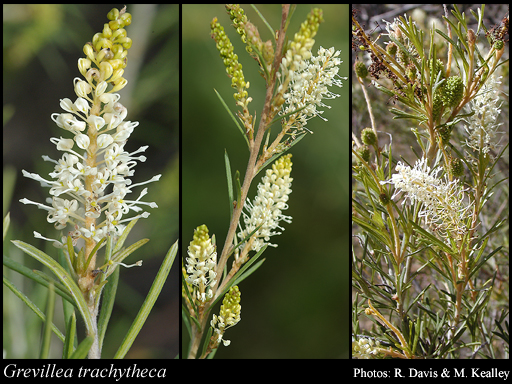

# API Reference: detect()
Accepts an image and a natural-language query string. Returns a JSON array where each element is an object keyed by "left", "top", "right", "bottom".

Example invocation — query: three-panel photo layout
[{"left": 3, "top": 3, "right": 509, "bottom": 366}]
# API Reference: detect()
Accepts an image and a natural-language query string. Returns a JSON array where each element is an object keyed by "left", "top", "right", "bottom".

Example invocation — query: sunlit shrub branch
[
  {"left": 352, "top": 4, "right": 508, "bottom": 359},
  {"left": 182, "top": 4, "right": 345, "bottom": 358}
]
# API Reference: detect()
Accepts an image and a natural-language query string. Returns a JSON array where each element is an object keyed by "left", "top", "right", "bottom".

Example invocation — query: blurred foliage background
[
  {"left": 182, "top": 4, "right": 350, "bottom": 358},
  {"left": 3, "top": 4, "right": 179, "bottom": 358}
]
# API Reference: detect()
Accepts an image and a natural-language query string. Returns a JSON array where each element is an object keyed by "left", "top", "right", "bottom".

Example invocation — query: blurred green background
[
  {"left": 182, "top": 4, "right": 350, "bottom": 358},
  {"left": 3, "top": 4, "right": 179, "bottom": 358}
]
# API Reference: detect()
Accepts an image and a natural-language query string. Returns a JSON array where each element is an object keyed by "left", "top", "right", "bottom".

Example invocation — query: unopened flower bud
[
  {"left": 386, "top": 42, "right": 397, "bottom": 56},
  {"left": 437, "top": 125, "right": 452, "bottom": 143},
  {"left": 379, "top": 192, "right": 390, "bottom": 205},
  {"left": 356, "top": 146, "right": 370, "bottom": 163},
  {"left": 494, "top": 40, "right": 504, "bottom": 50},
  {"left": 442, "top": 76, "right": 464, "bottom": 107},
  {"left": 361, "top": 127, "right": 377, "bottom": 146},
  {"left": 449, "top": 157, "right": 464, "bottom": 177},
  {"left": 354, "top": 61, "right": 368, "bottom": 79},
  {"left": 467, "top": 29, "right": 476, "bottom": 47}
]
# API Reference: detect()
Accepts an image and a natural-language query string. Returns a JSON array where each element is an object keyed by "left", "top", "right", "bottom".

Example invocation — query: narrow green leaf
[
  {"left": 182, "top": 306, "right": 193, "bottom": 339},
  {"left": 227, "top": 222, "right": 263, "bottom": 259},
  {"left": 182, "top": 269, "right": 198, "bottom": 316},
  {"left": 66, "top": 236, "right": 77, "bottom": 279},
  {"left": 113, "top": 239, "right": 178, "bottom": 359},
  {"left": 3, "top": 255, "right": 75, "bottom": 305},
  {"left": 97, "top": 267, "right": 119, "bottom": 352},
  {"left": 201, "top": 326, "right": 214, "bottom": 359},
  {"left": 409, "top": 221, "right": 452, "bottom": 254},
  {"left": 467, "top": 246, "right": 502, "bottom": 281},
  {"left": 389, "top": 108, "right": 427, "bottom": 122},
  {"left": 113, "top": 218, "right": 140, "bottom": 254},
  {"left": 40, "top": 282, "right": 55, "bottom": 359},
  {"left": 69, "top": 336, "right": 94, "bottom": 359},
  {"left": 233, "top": 258, "right": 266, "bottom": 286},
  {"left": 63, "top": 311, "right": 77, "bottom": 359},
  {"left": 84, "top": 237, "right": 106, "bottom": 272},
  {"left": 11, "top": 240, "right": 95, "bottom": 336},
  {"left": 250, "top": 4, "right": 274, "bottom": 38},
  {"left": 269, "top": 105, "right": 307, "bottom": 127},
  {"left": 353, "top": 215, "right": 392, "bottom": 248},
  {"left": 3, "top": 275, "right": 65, "bottom": 343},
  {"left": 255, "top": 134, "right": 307, "bottom": 177},
  {"left": 59, "top": 248, "right": 77, "bottom": 328},
  {"left": 224, "top": 150, "right": 235, "bottom": 219},
  {"left": 235, "top": 170, "right": 242, "bottom": 209},
  {"left": 213, "top": 88, "right": 249, "bottom": 148},
  {"left": 3, "top": 212, "right": 10, "bottom": 242},
  {"left": 209, "top": 244, "right": 268, "bottom": 313}
]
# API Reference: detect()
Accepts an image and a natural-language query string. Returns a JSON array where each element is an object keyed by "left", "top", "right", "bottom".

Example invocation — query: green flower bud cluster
[
  {"left": 361, "top": 127, "right": 377, "bottom": 146},
  {"left": 356, "top": 146, "right": 370, "bottom": 163},
  {"left": 354, "top": 61, "right": 368, "bottom": 79},
  {"left": 379, "top": 192, "right": 390, "bottom": 205},
  {"left": 80, "top": 7, "right": 133, "bottom": 93},
  {"left": 432, "top": 91, "right": 444, "bottom": 121},
  {"left": 441, "top": 76, "right": 464, "bottom": 108},
  {"left": 397, "top": 48, "right": 409, "bottom": 66},
  {"left": 437, "top": 125, "right": 452, "bottom": 143},
  {"left": 209, "top": 285, "right": 241, "bottom": 348},
  {"left": 429, "top": 59, "right": 448, "bottom": 121},
  {"left": 186, "top": 224, "right": 218, "bottom": 304},
  {"left": 286, "top": 8, "right": 324, "bottom": 70},
  {"left": 406, "top": 64, "right": 417, "bottom": 81},
  {"left": 449, "top": 156, "right": 464, "bottom": 177},
  {"left": 219, "top": 285, "right": 241, "bottom": 328},
  {"left": 225, "top": 4, "right": 249, "bottom": 48},
  {"left": 494, "top": 40, "right": 504, "bottom": 50},
  {"left": 386, "top": 42, "right": 398, "bottom": 56},
  {"left": 430, "top": 58, "right": 445, "bottom": 80},
  {"left": 211, "top": 17, "right": 250, "bottom": 104}
]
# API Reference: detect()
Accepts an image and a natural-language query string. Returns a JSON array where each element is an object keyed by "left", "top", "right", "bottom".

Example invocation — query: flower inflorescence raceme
[
  {"left": 464, "top": 73, "right": 503, "bottom": 154},
  {"left": 210, "top": 285, "right": 241, "bottom": 348},
  {"left": 276, "top": 8, "right": 346, "bottom": 137},
  {"left": 238, "top": 154, "right": 293, "bottom": 254},
  {"left": 185, "top": 225, "right": 218, "bottom": 304},
  {"left": 20, "top": 7, "right": 160, "bottom": 256},
  {"left": 279, "top": 46, "right": 344, "bottom": 136},
  {"left": 383, "top": 157, "right": 472, "bottom": 241}
]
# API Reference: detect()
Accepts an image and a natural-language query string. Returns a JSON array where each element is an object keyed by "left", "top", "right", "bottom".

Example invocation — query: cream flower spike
[{"left": 20, "top": 7, "right": 160, "bottom": 250}]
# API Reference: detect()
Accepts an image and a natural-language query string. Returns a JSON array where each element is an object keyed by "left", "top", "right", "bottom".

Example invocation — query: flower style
[
  {"left": 185, "top": 225, "right": 218, "bottom": 303},
  {"left": 20, "top": 7, "right": 160, "bottom": 251},
  {"left": 383, "top": 158, "right": 472, "bottom": 241},
  {"left": 238, "top": 154, "right": 293, "bottom": 253},
  {"left": 464, "top": 73, "right": 503, "bottom": 154},
  {"left": 210, "top": 285, "right": 241, "bottom": 347}
]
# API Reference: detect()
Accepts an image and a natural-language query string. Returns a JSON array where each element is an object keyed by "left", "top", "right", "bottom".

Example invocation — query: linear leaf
[
  {"left": 63, "top": 311, "right": 77, "bottom": 359},
  {"left": 97, "top": 267, "right": 119, "bottom": 353},
  {"left": 39, "top": 282, "right": 55, "bottom": 359},
  {"left": 113, "top": 239, "right": 178, "bottom": 358},
  {"left": 409, "top": 221, "right": 452, "bottom": 254},
  {"left": 69, "top": 336, "right": 94, "bottom": 359},
  {"left": 214, "top": 88, "right": 249, "bottom": 148},
  {"left": 3, "top": 255, "right": 75, "bottom": 305},
  {"left": 11, "top": 240, "right": 95, "bottom": 336},
  {"left": 224, "top": 150, "right": 235, "bottom": 219},
  {"left": 3, "top": 275, "right": 65, "bottom": 343}
]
